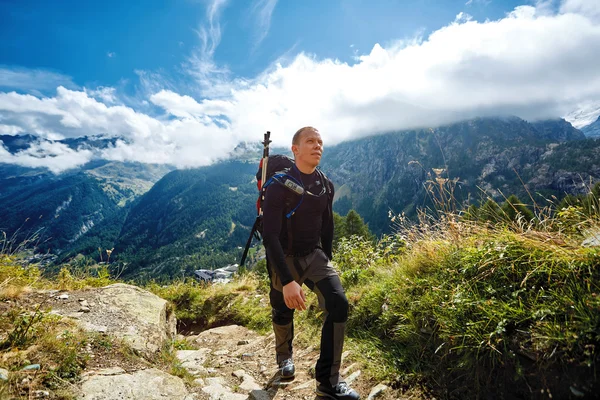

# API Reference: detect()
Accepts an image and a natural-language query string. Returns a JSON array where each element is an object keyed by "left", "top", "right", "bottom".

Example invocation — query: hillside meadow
[{"left": 1, "top": 190, "right": 599, "bottom": 399}]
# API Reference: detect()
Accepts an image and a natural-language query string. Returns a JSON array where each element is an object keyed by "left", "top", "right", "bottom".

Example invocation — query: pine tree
[
  {"left": 343, "top": 209, "right": 372, "bottom": 239},
  {"left": 501, "top": 195, "right": 534, "bottom": 222},
  {"left": 333, "top": 212, "right": 346, "bottom": 247},
  {"left": 480, "top": 199, "right": 502, "bottom": 223}
]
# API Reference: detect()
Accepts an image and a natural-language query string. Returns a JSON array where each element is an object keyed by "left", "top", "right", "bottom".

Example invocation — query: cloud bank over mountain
[{"left": 1, "top": 0, "right": 599, "bottom": 173}]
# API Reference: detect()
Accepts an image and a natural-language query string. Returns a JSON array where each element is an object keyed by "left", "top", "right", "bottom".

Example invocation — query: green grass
[
  {"left": 339, "top": 216, "right": 600, "bottom": 398},
  {"left": 2, "top": 197, "right": 599, "bottom": 399},
  {"left": 146, "top": 274, "right": 272, "bottom": 334}
]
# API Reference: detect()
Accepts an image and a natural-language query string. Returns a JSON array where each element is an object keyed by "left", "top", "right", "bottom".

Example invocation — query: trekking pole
[
  {"left": 240, "top": 131, "right": 271, "bottom": 266},
  {"left": 259, "top": 131, "right": 272, "bottom": 215}
]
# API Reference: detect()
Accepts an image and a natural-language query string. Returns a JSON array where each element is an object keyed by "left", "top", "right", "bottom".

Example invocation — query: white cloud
[
  {"left": 0, "top": 124, "right": 24, "bottom": 135},
  {"left": 85, "top": 86, "right": 118, "bottom": 104},
  {"left": 465, "top": 0, "right": 492, "bottom": 6},
  {"left": 0, "top": 140, "right": 93, "bottom": 173},
  {"left": 107, "top": 52, "right": 116, "bottom": 58},
  {"left": 0, "top": 66, "right": 77, "bottom": 94},
  {"left": 1, "top": 0, "right": 600, "bottom": 173},
  {"left": 250, "top": 0, "right": 278, "bottom": 49},
  {"left": 186, "top": 0, "right": 231, "bottom": 94},
  {"left": 561, "top": 0, "right": 600, "bottom": 22}
]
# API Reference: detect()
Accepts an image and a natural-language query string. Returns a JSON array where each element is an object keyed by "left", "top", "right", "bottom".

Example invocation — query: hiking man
[{"left": 262, "top": 126, "right": 360, "bottom": 400}]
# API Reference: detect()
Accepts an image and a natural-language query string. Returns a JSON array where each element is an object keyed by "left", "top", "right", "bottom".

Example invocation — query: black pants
[{"left": 268, "top": 248, "right": 349, "bottom": 386}]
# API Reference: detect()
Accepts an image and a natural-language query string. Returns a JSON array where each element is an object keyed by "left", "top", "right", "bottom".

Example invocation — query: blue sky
[
  {"left": 1, "top": 0, "right": 523, "bottom": 96},
  {"left": 0, "top": 0, "right": 599, "bottom": 172}
]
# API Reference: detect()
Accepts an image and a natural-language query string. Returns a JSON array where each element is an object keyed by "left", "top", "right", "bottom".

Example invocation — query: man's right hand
[{"left": 282, "top": 281, "right": 306, "bottom": 311}]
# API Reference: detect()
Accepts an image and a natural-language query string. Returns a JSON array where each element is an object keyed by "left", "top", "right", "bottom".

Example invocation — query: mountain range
[
  {"left": 1, "top": 115, "right": 599, "bottom": 280},
  {"left": 582, "top": 115, "right": 600, "bottom": 138}
]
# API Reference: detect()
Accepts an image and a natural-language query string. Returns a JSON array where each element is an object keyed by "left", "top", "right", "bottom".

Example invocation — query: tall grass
[{"left": 337, "top": 179, "right": 600, "bottom": 399}]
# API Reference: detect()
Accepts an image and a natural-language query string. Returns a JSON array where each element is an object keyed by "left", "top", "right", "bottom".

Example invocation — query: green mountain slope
[
  {"left": 114, "top": 160, "right": 258, "bottom": 280},
  {"left": 322, "top": 117, "right": 593, "bottom": 234}
]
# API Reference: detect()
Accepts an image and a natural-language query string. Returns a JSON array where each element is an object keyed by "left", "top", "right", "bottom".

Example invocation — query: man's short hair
[{"left": 292, "top": 126, "right": 318, "bottom": 145}]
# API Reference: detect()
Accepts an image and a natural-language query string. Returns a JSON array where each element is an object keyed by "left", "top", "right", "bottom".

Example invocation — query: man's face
[{"left": 292, "top": 129, "right": 323, "bottom": 168}]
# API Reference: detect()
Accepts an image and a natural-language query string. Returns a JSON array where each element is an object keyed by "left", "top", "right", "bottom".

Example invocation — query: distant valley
[{"left": 1, "top": 116, "right": 599, "bottom": 280}]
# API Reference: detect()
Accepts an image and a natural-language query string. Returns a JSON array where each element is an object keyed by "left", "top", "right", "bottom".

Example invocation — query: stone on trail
[
  {"left": 202, "top": 376, "right": 247, "bottom": 400},
  {"left": 51, "top": 283, "right": 176, "bottom": 356},
  {"left": 345, "top": 370, "right": 361, "bottom": 385},
  {"left": 367, "top": 383, "right": 388, "bottom": 400},
  {"left": 341, "top": 362, "right": 358, "bottom": 376},
  {"left": 79, "top": 368, "right": 189, "bottom": 400},
  {"left": 232, "top": 369, "right": 246, "bottom": 379},
  {"left": 176, "top": 349, "right": 211, "bottom": 375},
  {"left": 249, "top": 390, "right": 271, "bottom": 400},
  {"left": 239, "top": 374, "right": 263, "bottom": 391}
]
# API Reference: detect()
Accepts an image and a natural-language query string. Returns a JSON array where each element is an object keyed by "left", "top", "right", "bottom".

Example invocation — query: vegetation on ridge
[{"left": 1, "top": 181, "right": 599, "bottom": 399}]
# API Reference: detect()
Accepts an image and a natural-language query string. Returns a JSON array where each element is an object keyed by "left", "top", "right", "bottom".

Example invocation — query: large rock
[
  {"left": 79, "top": 368, "right": 190, "bottom": 399},
  {"left": 50, "top": 283, "right": 176, "bottom": 355}
]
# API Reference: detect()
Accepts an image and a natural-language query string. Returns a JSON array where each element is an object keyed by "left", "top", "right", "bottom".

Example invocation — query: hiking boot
[
  {"left": 279, "top": 358, "right": 295, "bottom": 379},
  {"left": 316, "top": 381, "right": 360, "bottom": 400}
]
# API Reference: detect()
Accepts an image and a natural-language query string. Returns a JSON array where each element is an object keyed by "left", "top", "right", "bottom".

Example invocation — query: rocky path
[
  {"left": 79, "top": 324, "right": 400, "bottom": 400},
  {"left": 4, "top": 284, "right": 425, "bottom": 399},
  {"left": 178, "top": 324, "right": 390, "bottom": 400}
]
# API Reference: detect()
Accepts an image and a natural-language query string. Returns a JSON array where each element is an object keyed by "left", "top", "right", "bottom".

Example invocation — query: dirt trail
[{"left": 180, "top": 324, "right": 422, "bottom": 400}]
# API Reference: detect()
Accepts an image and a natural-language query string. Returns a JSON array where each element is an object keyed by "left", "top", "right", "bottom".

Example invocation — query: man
[{"left": 262, "top": 126, "right": 360, "bottom": 400}]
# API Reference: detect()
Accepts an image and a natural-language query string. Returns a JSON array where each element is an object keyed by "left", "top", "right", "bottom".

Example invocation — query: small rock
[
  {"left": 345, "top": 370, "right": 361, "bottom": 385},
  {"left": 241, "top": 353, "right": 254, "bottom": 361},
  {"left": 237, "top": 340, "right": 250, "bottom": 345},
  {"left": 33, "top": 390, "right": 50, "bottom": 398},
  {"left": 240, "top": 375, "right": 262, "bottom": 391},
  {"left": 207, "top": 368, "right": 218, "bottom": 374},
  {"left": 570, "top": 386, "right": 586, "bottom": 397},
  {"left": 0, "top": 368, "right": 9, "bottom": 381},
  {"left": 341, "top": 350, "right": 351, "bottom": 361},
  {"left": 367, "top": 383, "right": 388, "bottom": 400},
  {"left": 194, "top": 378, "right": 205, "bottom": 386},
  {"left": 341, "top": 362, "right": 358, "bottom": 376},
  {"left": 97, "top": 367, "right": 126, "bottom": 376},
  {"left": 58, "top": 294, "right": 69, "bottom": 300},
  {"left": 232, "top": 369, "right": 246, "bottom": 379},
  {"left": 214, "top": 349, "right": 229, "bottom": 356},
  {"left": 22, "top": 364, "right": 41, "bottom": 371},
  {"left": 80, "top": 300, "right": 89, "bottom": 307},
  {"left": 79, "top": 306, "right": 91, "bottom": 313},
  {"left": 206, "top": 377, "right": 227, "bottom": 386},
  {"left": 249, "top": 390, "right": 271, "bottom": 400}
]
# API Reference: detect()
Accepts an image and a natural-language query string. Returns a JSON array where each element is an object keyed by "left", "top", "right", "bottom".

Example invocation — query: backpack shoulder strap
[{"left": 317, "top": 168, "right": 334, "bottom": 202}]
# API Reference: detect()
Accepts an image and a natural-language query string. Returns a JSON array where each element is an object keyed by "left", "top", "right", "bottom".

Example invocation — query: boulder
[
  {"left": 79, "top": 368, "right": 189, "bottom": 400},
  {"left": 50, "top": 283, "right": 176, "bottom": 355}
]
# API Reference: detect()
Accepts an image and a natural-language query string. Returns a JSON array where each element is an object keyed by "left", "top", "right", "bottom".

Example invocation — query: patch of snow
[{"left": 564, "top": 102, "right": 600, "bottom": 129}]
